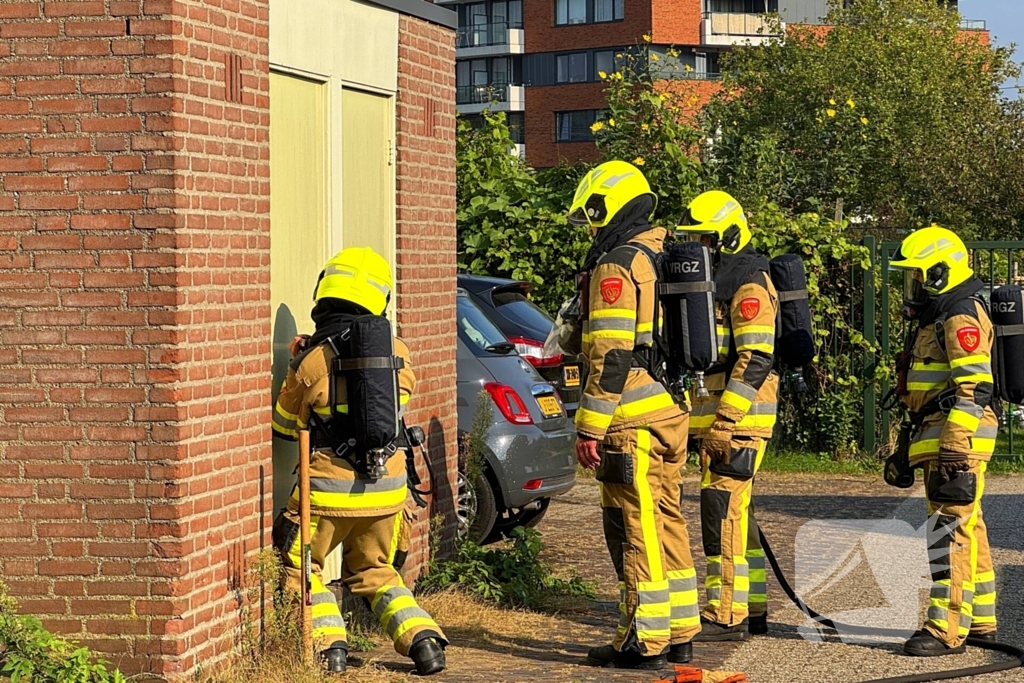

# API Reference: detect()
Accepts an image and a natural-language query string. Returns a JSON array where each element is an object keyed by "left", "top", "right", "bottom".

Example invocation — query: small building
[{"left": 0, "top": 0, "right": 457, "bottom": 678}]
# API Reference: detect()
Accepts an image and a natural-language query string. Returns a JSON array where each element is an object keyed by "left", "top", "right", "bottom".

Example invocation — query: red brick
[
  {"left": 48, "top": 39, "right": 111, "bottom": 56},
  {"left": 39, "top": 560, "right": 95, "bottom": 576},
  {"left": 30, "top": 137, "right": 91, "bottom": 154},
  {"left": 5, "top": 175, "right": 65, "bottom": 192},
  {"left": 81, "top": 116, "right": 142, "bottom": 132},
  {"left": 19, "top": 194, "right": 79, "bottom": 211},
  {"left": 14, "top": 79, "right": 76, "bottom": 95},
  {"left": 0, "top": 158, "right": 45, "bottom": 173},
  {"left": 66, "top": 20, "right": 126, "bottom": 37},
  {"left": 0, "top": 3, "right": 41, "bottom": 18},
  {"left": 47, "top": 156, "right": 108, "bottom": 172},
  {"left": 1, "top": 22, "right": 59, "bottom": 38},
  {"left": 0, "top": 118, "right": 44, "bottom": 134},
  {"left": 0, "top": 60, "right": 60, "bottom": 77},
  {"left": 45, "top": 1, "right": 106, "bottom": 17}
]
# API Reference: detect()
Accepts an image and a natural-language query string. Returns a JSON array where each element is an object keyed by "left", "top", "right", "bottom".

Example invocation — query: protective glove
[
  {"left": 938, "top": 448, "right": 969, "bottom": 464},
  {"left": 701, "top": 418, "right": 735, "bottom": 465},
  {"left": 937, "top": 450, "right": 970, "bottom": 485}
]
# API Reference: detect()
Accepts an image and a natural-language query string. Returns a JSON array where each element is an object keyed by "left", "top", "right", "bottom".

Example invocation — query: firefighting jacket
[
  {"left": 575, "top": 228, "right": 684, "bottom": 441},
  {"left": 271, "top": 337, "right": 415, "bottom": 517},
  {"left": 690, "top": 271, "right": 780, "bottom": 438},
  {"left": 901, "top": 298, "right": 997, "bottom": 465}
]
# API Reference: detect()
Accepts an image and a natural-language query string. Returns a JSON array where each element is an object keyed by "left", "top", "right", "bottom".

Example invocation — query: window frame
[
  {"left": 555, "top": 51, "right": 589, "bottom": 84},
  {"left": 554, "top": 109, "right": 600, "bottom": 143},
  {"left": 554, "top": 0, "right": 623, "bottom": 26}
]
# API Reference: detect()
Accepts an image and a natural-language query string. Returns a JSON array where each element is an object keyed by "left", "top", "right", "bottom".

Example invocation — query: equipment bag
[
  {"left": 657, "top": 241, "right": 718, "bottom": 398},
  {"left": 768, "top": 254, "right": 815, "bottom": 392},
  {"left": 991, "top": 285, "right": 1024, "bottom": 404}
]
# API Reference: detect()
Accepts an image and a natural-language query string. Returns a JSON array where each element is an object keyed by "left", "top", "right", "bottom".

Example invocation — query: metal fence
[
  {"left": 455, "top": 82, "right": 511, "bottom": 106},
  {"left": 456, "top": 21, "right": 521, "bottom": 49},
  {"left": 861, "top": 236, "right": 1024, "bottom": 460}
]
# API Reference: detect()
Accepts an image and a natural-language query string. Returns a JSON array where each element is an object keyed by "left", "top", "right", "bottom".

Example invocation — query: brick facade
[
  {"left": 394, "top": 13, "right": 459, "bottom": 578},
  {"left": 523, "top": 1, "right": 651, "bottom": 54},
  {"left": 0, "top": 1, "right": 455, "bottom": 679},
  {"left": 524, "top": 81, "right": 604, "bottom": 169}
]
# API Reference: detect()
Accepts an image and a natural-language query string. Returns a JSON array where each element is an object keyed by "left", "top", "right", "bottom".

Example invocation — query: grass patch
[{"left": 758, "top": 448, "right": 881, "bottom": 476}]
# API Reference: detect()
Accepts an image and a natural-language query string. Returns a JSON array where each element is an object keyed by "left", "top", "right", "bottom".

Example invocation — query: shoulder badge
[
  {"left": 956, "top": 326, "right": 981, "bottom": 352},
  {"left": 740, "top": 297, "right": 760, "bottom": 321},
  {"left": 601, "top": 277, "right": 623, "bottom": 304}
]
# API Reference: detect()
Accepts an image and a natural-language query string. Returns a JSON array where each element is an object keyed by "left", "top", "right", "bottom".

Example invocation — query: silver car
[{"left": 456, "top": 289, "right": 576, "bottom": 543}]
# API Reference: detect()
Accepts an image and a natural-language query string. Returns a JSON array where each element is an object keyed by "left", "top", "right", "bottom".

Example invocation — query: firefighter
[
  {"left": 888, "top": 226, "right": 998, "bottom": 657},
  {"left": 676, "top": 191, "right": 777, "bottom": 642},
  {"left": 571, "top": 160, "right": 701, "bottom": 670},
  {"left": 270, "top": 247, "right": 447, "bottom": 675}
]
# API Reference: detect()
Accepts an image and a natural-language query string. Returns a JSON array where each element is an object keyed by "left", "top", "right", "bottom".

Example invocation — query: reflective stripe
[
  {"left": 272, "top": 404, "right": 299, "bottom": 437},
  {"left": 947, "top": 407, "right": 981, "bottom": 432},
  {"left": 720, "top": 389, "right": 752, "bottom": 414},
  {"left": 734, "top": 332, "right": 775, "bottom": 352},
  {"left": 613, "top": 388, "right": 676, "bottom": 420},
  {"left": 576, "top": 406, "right": 614, "bottom": 432},
  {"left": 580, "top": 394, "right": 617, "bottom": 416},
  {"left": 308, "top": 475, "right": 406, "bottom": 495},
  {"left": 294, "top": 485, "right": 407, "bottom": 511},
  {"left": 592, "top": 329, "right": 635, "bottom": 341},
  {"left": 591, "top": 307, "right": 636, "bottom": 320},
  {"left": 691, "top": 402, "right": 777, "bottom": 430},
  {"left": 589, "top": 316, "right": 636, "bottom": 332},
  {"left": 635, "top": 429, "right": 663, "bottom": 581}
]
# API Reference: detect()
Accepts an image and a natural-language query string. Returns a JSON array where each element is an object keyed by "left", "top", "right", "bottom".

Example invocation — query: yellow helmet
[
  {"left": 676, "top": 190, "right": 751, "bottom": 255},
  {"left": 314, "top": 246, "right": 393, "bottom": 315},
  {"left": 889, "top": 225, "right": 972, "bottom": 295},
  {"left": 568, "top": 160, "right": 657, "bottom": 230}
]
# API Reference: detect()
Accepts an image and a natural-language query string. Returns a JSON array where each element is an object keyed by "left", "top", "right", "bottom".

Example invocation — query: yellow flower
[
  {"left": 659, "top": 92, "right": 670, "bottom": 101},
  {"left": 860, "top": 116, "right": 869, "bottom": 125},
  {"left": 826, "top": 109, "right": 836, "bottom": 117},
  {"left": 633, "top": 156, "right": 645, "bottom": 166},
  {"left": 667, "top": 48, "right": 679, "bottom": 58},
  {"left": 829, "top": 98, "right": 836, "bottom": 106},
  {"left": 643, "top": 33, "right": 652, "bottom": 42},
  {"left": 650, "top": 53, "right": 659, "bottom": 62},
  {"left": 590, "top": 121, "right": 605, "bottom": 133},
  {"left": 598, "top": 70, "right": 607, "bottom": 80},
  {"left": 847, "top": 98, "right": 855, "bottom": 108},
  {"left": 641, "top": 123, "right": 650, "bottom": 131},
  {"left": 684, "top": 64, "right": 693, "bottom": 72},
  {"left": 613, "top": 71, "right": 623, "bottom": 80}
]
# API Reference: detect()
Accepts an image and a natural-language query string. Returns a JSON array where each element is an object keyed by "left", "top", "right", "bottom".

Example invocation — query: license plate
[
  {"left": 563, "top": 364, "right": 581, "bottom": 387},
  {"left": 537, "top": 395, "right": 562, "bottom": 417}
]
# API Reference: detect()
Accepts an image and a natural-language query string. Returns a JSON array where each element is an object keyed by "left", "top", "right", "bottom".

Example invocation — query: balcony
[
  {"left": 455, "top": 82, "right": 526, "bottom": 115},
  {"left": 456, "top": 21, "right": 525, "bottom": 57},
  {"left": 701, "top": 12, "right": 784, "bottom": 46},
  {"left": 959, "top": 19, "right": 986, "bottom": 31}
]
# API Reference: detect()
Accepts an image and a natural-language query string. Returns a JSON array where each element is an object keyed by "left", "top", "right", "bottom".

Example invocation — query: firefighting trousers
[
  {"left": 699, "top": 435, "right": 767, "bottom": 626},
  {"left": 272, "top": 505, "right": 445, "bottom": 656},
  {"left": 923, "top": 460, "right": 996, "bottom": 647},
  {"left": 596, "top": 413, "right": 701, "bottom": 655}
]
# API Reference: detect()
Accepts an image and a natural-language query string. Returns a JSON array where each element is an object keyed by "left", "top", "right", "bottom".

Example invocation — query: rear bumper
[{"left": 486, "top": 424, "right": 577, "bottom": 510}]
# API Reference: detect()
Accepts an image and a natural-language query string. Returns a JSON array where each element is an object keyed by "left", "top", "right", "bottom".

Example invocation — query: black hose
[{"left": 758, "top": 527, "right": 1024, "bottom": 683}]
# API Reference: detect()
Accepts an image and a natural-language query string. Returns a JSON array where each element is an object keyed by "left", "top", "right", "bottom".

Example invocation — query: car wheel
[{"left": 456, "top": 470, "right": 498, "bottom": 544}]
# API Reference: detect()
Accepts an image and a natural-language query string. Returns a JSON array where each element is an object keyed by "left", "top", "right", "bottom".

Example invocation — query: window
[
  {"left": 593, "top": 0, "right": 624, "bottom": 22},
  {"left": 508, "top": 0, "right": 523, "bottom": 27},
  {"left": 506, "top": 112, "right": 525, "bottom": 144},
  {"left": 594, "top": 49, "right": 615, "bottom": 78},
  {"left": 457, "top": 294, "right": 512, "bottom": 356},
  {"left": 556, "top": 52, "right": 588, "bottom": 83},
  {"left": 556, "top": 0, "right": 622, "bottom": 25},
  {"left": 707, "top": 0, "right": 778, "bottom": 12},
  {"left": 555, "top": 110, "right": 600, "bottom": 142},
  {"left": 555, "top": 0, "right": 587, "bottom": 25}
]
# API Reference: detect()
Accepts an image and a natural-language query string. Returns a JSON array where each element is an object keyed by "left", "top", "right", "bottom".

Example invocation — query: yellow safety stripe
[
  {"left": 613, "top": 391, "right": 677, "bottom": 419},
  {"left": 591, "top": 308, "right": 637, "bottom": 320},
  {"left": 949, "top": 354, "right": 988, "bottom": 368},
  {"left": 392, "top": 616, "right": 437, "bottom": 641},
  {"left": 636, "top": 322, "right": 653, "bottom": 333},
  {"left": 379, "top": 594, "right": 418, "bottom": 628},
  {"left": 735, "top": 342, "right": 774, "bottom": 353},
  {"left": 907, "top": 383, "right": 948, "bottom": 391},
  {"left": 314, "top": 405, "right": 332, "bottom": 416},
  {"left": 312, "top": 602, "right": 340, "bottom": 620},
  {"left": 911, "top": 361, "right": 951, "bottom": 370},
  {"left": 691, "top": 413, "right": 777, "bottom": 430},
  {"left": 947, "top": 408, "right": 981, "bottom": 432},
  {"left": 635, "top": 429, "right": 663, "bottom": 582},
  {"left": 953, "top": 373, "right": 994, "bottom": 384},
  {"left": 732, "top": 324, "right": 774, "bottom": 334},
  {"left": 972, "top": 437, "right": 996, "bottom": 452},
  {"left": 387, "top": 513, "right": 403, "bottom": 565},
  {"left": 575, "top": 407, "right": 614, "bottom": 432},
  {"left": 592, "top": 329, "right": 635, "bottom": 341},
  {"left": 720, "top": 389, "right": 752, "bottom": 414},
  {"left": 276, "top": 404, "right": 299, "bottom": 421},
  {"left": 294, "top": 487, "right": 407, "bottom": 510},
  {"left": 975, "top": 570, "right": 995, "bottom": 583},
  {"left": 273, "top": 423, "right": 298, "bottom": 438},
  {"left": 973, "top": 592, "right": 996, "bottom": 605}
]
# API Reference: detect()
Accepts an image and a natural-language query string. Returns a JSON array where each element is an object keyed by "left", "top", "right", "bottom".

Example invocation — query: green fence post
[{"left": 862, "top": 235, "right": 876, "bottom": 456}]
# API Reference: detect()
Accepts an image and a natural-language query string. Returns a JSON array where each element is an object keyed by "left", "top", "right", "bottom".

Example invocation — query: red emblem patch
[
  {"left": 740, "top": 297, "right": 760, "bottom": 321},
  {"left": 601, "top": 278, "right": 623, "bottom": 304},
  {"left": 957, "top": 326, "right": 981, "bottom": 352}
]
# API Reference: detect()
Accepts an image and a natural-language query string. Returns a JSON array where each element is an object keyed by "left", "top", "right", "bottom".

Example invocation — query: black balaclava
[
  {"left": 714, "top": 244, "right": 770, "bottom": 302},
  {"left": 581, "top": 195, "right": 656, "bottom": 272}
]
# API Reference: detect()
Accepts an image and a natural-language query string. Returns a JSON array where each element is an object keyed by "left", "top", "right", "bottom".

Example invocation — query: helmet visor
[
  {"left": 903, "top": 270, "right": 927, "bottom": 307},
  {"left": 568, "top": 207, "right": 591, "bottom": 226}
]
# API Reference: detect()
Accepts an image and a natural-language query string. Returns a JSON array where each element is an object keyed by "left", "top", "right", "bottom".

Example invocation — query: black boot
[
  {"left": 749, "top": 613, "right": 768, "bottom": 635},
  {"left": 969, "top": 631, "right": 997, "bottom": 643},
  {"left": 693, "top": 616, "right": 749, "bottom": 642},
  {"left": 320, "top": 641, "right": 348, "bottom": 674},
  {"left": 409, "top": 637, "right": 446, "bottom": 676},
  {"left": 904, "top": 630, "right": 967, "bottom": 657},
  {"left": 668, "top": 641, "right": 693, "bottom": 663},
  {"left": 585, "top": 645, "right": 667, "bottom": 670},
  {"left": 585, "top": 644, "right": 617, "bottom": 667}
]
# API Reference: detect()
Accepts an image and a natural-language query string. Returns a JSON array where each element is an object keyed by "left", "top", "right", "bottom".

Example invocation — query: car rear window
[
  {"left": 491, "top": 290, "right": 555, "bottom": 336},
  {"left": 457, "top": 295, "right": 510, "bottom": 355}
]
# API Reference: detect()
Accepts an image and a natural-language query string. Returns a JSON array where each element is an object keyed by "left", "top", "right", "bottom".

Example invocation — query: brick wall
[
  {"left": 394, "top": 14, "right": 459, "bottom": 575},
  {"left": 0, "top": 0, "right": 271, "bottom": 678},
  {"left": 524, "top": 81, "right": 604, "bottom": 168},
  {"left": 524, "top": 0, "right": 652, "bottom": 53},
  {"left": 651, "top": 0, "right": 702, "bottom": 45}
]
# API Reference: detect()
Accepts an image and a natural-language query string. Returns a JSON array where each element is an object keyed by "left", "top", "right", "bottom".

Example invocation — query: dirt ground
[{"left": 341, "top": 472, "right": 1024, "bottom": 683}]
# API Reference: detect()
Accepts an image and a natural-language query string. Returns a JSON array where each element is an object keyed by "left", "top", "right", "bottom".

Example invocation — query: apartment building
[{"left": 439, "top": 0, "right": 986, "bottom": 168}]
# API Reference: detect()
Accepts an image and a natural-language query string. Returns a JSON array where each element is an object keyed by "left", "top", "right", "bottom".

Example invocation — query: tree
[{"left": 705, "top": 0, "right": 1024, "bottom": 236}]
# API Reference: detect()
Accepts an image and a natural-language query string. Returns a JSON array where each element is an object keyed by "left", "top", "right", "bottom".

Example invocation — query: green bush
[
  {"left": 0, "top": 581, "right": 126, "bottom": 683},
  {"left": 418, "top": 527, "right": 595, "bottom": 611}
]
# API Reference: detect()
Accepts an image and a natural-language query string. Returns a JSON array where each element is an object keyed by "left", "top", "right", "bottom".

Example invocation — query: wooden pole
[{"left": 298, "top": 429, "right": 314, "bottom": 662}]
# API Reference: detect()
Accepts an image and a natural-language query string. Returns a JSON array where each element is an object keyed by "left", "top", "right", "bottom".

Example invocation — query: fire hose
[{"left": 758, "top": 527, "right": 1024, "bottom": 683}]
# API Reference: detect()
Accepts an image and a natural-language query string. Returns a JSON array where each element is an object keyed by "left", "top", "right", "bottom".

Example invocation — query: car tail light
[
  {"left": 484, "top": 382, "right": 533, "bottom": 425},
  {"left": 508, "top": 336, "right": 563, "bottom": 368},
  {"left": 523, "top": 479, "right": 543, "bottom": 491}
]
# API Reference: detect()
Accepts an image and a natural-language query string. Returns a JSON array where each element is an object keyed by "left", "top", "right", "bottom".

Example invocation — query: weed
[
  {"left": 0, "top": 581, "right": 126, "bottom": 683},
  {"left": 418, "top": 526, "right": 595, "bottom": 611}
]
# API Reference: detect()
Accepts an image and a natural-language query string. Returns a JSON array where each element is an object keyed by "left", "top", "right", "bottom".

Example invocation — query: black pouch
[
  {"left": 709, "top": 443, "right": 757, "bottom": 479},
  {"left": 926, "top": 469, "right": 977, "bottom": 504},
  {"left": 271, "top": 510, "right": 300, "bottom": 553},
  {"left": 595, "top": 445, "right": 634, "bottom": 485}
]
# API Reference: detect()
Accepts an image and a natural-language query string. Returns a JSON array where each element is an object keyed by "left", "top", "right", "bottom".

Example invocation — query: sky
[{"left": 959, "top": 0, "right": 1023, "bottom": 97}]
